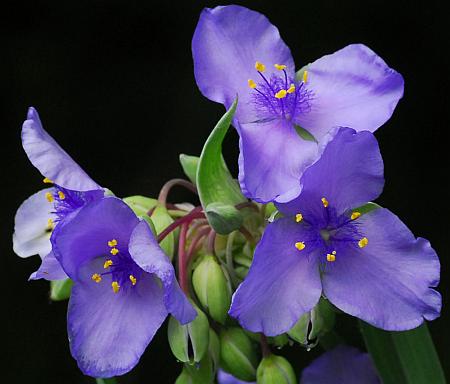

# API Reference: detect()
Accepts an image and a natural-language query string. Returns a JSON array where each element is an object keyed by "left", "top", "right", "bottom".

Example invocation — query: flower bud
[
  {"left": 168, "top": 303, "right": 209, "bottom": 363},
  {"left": 257, "top": 355, "right": 297, "bottom": 384},
  {"left": 192, "top": 255, "right": 232, "bottom": 324},
  {"left": 220, "top": 327, "right": 259, "bottom": 381},
  {"left": 205, "top": 202, "right": 243, "bottom": 235}
]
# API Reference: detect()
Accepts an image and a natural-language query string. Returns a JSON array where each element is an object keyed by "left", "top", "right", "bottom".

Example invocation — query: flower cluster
[{"left": 13, "top": 4, "right": 441, "bottom": 383}]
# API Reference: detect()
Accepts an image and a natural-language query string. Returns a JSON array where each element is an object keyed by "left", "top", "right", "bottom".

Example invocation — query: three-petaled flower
[
  {"left": 229, "top": 128, "right": 441, "bottom": 335},
  {"left": 192, "top": 5, "right": 404, "bottom": 203}
]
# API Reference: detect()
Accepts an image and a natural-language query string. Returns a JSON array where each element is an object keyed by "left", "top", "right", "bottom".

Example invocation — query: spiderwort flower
[
  {"left": 218, "top": 369, "right": 256, "bottom": 384},
  {"left": 13, "top": 107, "right": 104, "bottom": 280},
  {"left": 300, "top": 345, "right": 380, "bottom": 384},
  {"left": 229, "top": 128, "right": 441, "bottom": 335},
  {"left": 51, "top": 196, "right": 196, "bottom": 377},
  {"left": 192, "top": 5, "right": 404, "bottom": 203}
]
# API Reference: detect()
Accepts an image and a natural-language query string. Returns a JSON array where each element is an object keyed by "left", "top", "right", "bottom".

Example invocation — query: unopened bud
[
  {"left": 220, "top": 327, "right": 259, "bottom": 381},
  {"left": 257, "top": 355, "right": 296, "bottom": 384},
  {"left": 193, "top": 255, "right": 232, "bottom": 324}
]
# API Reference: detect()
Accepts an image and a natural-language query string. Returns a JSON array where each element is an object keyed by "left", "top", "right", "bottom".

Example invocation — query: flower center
[
  {"left": 247, "top": 61, "right": 312, "bottom": 123},
  {"left": 91, "top": 239, "right": 141, "bottom": 293}
]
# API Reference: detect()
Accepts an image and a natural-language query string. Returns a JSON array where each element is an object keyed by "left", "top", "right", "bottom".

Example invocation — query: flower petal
[
  {"left": 218, "top": 369, "right": 256, "bottom": 384},
  {"left": 129, "top": 220, "right": 196, "bottom": 324},
  {"left": 22, "top": 107, "right": 101, "bottom": 191},
  {"left": 322, "top": 208, "right": 441, "bottom": 330},
  {"left": 229, "top": 218, "right": 322, "bottom": 336},
  {"left": 238, "top": 120, "right": 319, "bottom": 203},
  {"left": 192, "top": 5, "right": 294, "bottom": 122},
  {"left": 301, "top": 345, "right": 380, "bottom": 384},
  {"left": 298, "top": 44, "right": 404, "bottom": 141},
  {"left": 68, "top": 258, "right": 167, "bottom": 377},
  {"left": 52, "top": 197, "right": 139, "bottom": 280},
  {"left": 13, "top": 188, "right": 56, "bottom": 258},
  {"left": 277, "top": 128, "right": 384, "bottom": 216},
  {"left": 29, "top": 251, "right": 68, "bottom": 281}
]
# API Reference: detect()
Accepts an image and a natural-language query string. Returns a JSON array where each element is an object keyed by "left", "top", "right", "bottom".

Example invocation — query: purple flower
[
  {"left": 192, "top": 5, "right": 404, "bottom": 203},
  {"left": 229, "top": 128, "right": 440, "bottom": 335},
  {"left": 218, "top": 369, "right": 255, "bottom": 384},
  {"left": 13, "top": 107, "right": 104, "bottom": 280},
  {"left": 300, "top": 345, "right": 380, "bottom": 384},
  {"left": 52, "top": 196, "right": 196, "bottom": 377}
]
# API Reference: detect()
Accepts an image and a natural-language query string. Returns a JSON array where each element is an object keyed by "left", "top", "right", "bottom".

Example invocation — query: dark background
[{"left": 1, "top": 0, "right": 448, "bottom": 382}]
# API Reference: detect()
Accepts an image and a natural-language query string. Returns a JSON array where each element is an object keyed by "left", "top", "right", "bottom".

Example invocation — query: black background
[{"left": 1, "top": 0, "right": 448, "bottom": 382}]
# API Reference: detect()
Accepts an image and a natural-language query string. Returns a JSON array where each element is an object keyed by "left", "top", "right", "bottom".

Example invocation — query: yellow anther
[
  {"left": 321, "top": 197, "right": 329, "bottom": 208},
  {"left": 351, "top": 211, "right": 361, "bottom": 220},
  {"left": 274, "top": 64, "right": 287, "bottom": 70},
  {"left": 111, "top": 281, "right": 120, "bottom": 293},
  {"left": 287, "top": 84, "right": 296, "bottom": 94},
  {"left": 108, "top": 239, "right": 118, "bottom": 247},
  {"left": 275, "top": 89, "right": 287, "bottom": 99},
  {"left": 46, "top": 218, "right": 54, "bottom": 231},
  {"left": 103, "top": 259, "right": 113, "bottom": 269},
  {"left": 326, "top": 252, "right": 336, "bottom": 262},
  {"left": 57, "top": 191, "right": 65, "bottom": 200},
  {"left": 45, "top": 192, "right": 54, "bottom": 203},
  {"left": 295, "top": 213, "right": 303, "bottom": 223},
  {"left": 295, "top": 241, "right": 306, "bottom": 251},
  {"left": 248, "top": 79, "right": 257, "bottom": 89},
  {"left": 91, "top": 273, "right": 102, "bottom": 283},
  {"left": 302, "top": 70, "right": 308, "bottom": 83},
  {"left": 110, "top": 248, "right": 119, "bottom": 256},
  {"left": 43, "top": 177, "right": 53, "bottom": 184},
  {"left": 255, "top": 61, "right": 266, "bottom": 72},
  {"left": 358, "top": 237, "right": 369, "bottom": 248},
  {"left": 129, "top": 275, "right": 137, "bottom": 286}
]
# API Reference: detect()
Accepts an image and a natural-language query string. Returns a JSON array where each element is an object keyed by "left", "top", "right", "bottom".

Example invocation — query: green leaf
[
  {"left": 179, "top": 154, "right": 200, "bottom": 186},
  {"left": 50, "top": 279, "right": 73, "bottom": 301},
  {"left": 360, "top": 322, "right": 446, "bottom": 384},
  {"left": 123, "top": 196, "right": 175, "bottom": 259},
  {"left": 197, "top": 99, "right": 246, "bottom": 234}
]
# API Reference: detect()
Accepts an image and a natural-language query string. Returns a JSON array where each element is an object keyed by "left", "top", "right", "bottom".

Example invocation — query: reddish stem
[
  {"left": 178, "top": 223, "right": 189, "bottom": 294},
  {"left": 158, "top": 178, "right": 198, "bottom": 205},
  {"left": 239, "top": 226, "right": 255, "bottom": 244},
  {"left": 260, "top": 334, "right": 271, "bottom": 357},
  {"left": 235, "top": 201, "right": 259, "bottom": 212},
  {"left": 186, "top": 226, "right": 211, "bottom": 265},
  {"left": 207, "top": 229, "right": 216, "bottom": 255},
  {"left": 157, "top": 206, "right": 204, "bottom": 243}
]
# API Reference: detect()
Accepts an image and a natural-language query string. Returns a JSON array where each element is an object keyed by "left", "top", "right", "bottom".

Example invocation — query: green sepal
[
  {"left": 361, "top": 322, "right": 445, "bottom": 384},
  {"left": 176, "top": 354, "right": 215, "bottom": 384},
  {"left": 96, "top": 378, "right": 117, "bottom": 384},
  {"left": 192, "top": 255, "right": 232, "bottom": 324},
  {"left": 197, "top": 98, "right": 246, "bottom": 234},
  {"left": 220, "top": 327, "right": 259, "bottom": 382},
  {"left": 50, "top": 278, "right": 73, "bottom": 301},
  {"left": 256, "top": 355, "right": 297, "bottom": 384},
  {"left": 168, "top": 303, "right": 209, "bottom": 364},
  {"left": 352, "top": 202, "right": 381, "bottom": 215},
  {"left": 204, "top": 203, "right": 243, "bottom": 236},
  {"left": 179, "top": 154, "right": 200, "bottom": 186},
  {"left": 293, "top": 124, "right": 317, "bottom": 143},
  {"left": 123, "top": 196, "right": 175, "bottom": 259}
]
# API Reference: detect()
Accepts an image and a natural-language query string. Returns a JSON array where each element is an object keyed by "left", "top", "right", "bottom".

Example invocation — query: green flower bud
[
  {"left": 257, "top": 355, "right": 297, "bottom": 384},
  {"left": 192, "top": 255, "right": 231, "bottom": 324},
  {"left": 175, "top": 355, "right": 214, "bottom": 384},
  {"left": 168, "top": 304, "right": 209, "bottom": 363},
  {"left": 220, "top": 327, "right": 259, "bottom": 382},
  {"left": 205, "top": 202, "right": 243, "bottom": 235}
]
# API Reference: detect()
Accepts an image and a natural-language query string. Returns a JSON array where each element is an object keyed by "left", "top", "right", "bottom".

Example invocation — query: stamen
[
  {"left": 57, "top": 191, "right": 66, "bottom": 200},
  {"left": 248, "top": 79, "right": 257, "bottom": 89},
  {"left": 358, "top": 237, "right": 369, "bottom": 248},
  {"left": 103, "top": 260, "right": 113, "bottom": 269},
  {"left": 111, "top": 281, "right": 120, "bottom": 293},
  {"left": 351, "top": 212, "right": 361, "bottom": 220},
  {"left": 46, "top": 218, "right": 54, "bottom": 231},
  {"left": 255, "top": 61, "right": 266, "bottom": 72},
  {"left": 295, "top": 241, "right": 306, "bottom": 251},
  {"left": 45, "top": 192, "right": 54, "bottom": 203},
  {"left": 108, "top": 239, "right": 118, "bottom": 247},
  {"left": 287, "top": 84, "right": 296, "bottom": 94},
  {"left": 274, "top": 64, "right": 287, "bottom": 70},
  {"left": 326, "top": 250, "right": 336, "bottom": 262},
  {"left": 275, "top": 89, "right": 287, "bottom": 99},
  {"left": 91, "top": 273, "right": 102, "bottom": 283},
  {"left": 295, "top": 213, "right": 303, "bottom": 223},
  {"left": 110, "top": 248, "right": 119, "bottom": 256},
  {"left": 321, "top": 197, "right": 329, "bottom": 208},
  {"left": 302, "top": 70, "right": 308, "bottom": 83},
  {"left": 129, "top": 275, "right": 137, "bottom": 286},
  {"left": 43, "top": 177, "right": 53, "bottom": 184}
]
